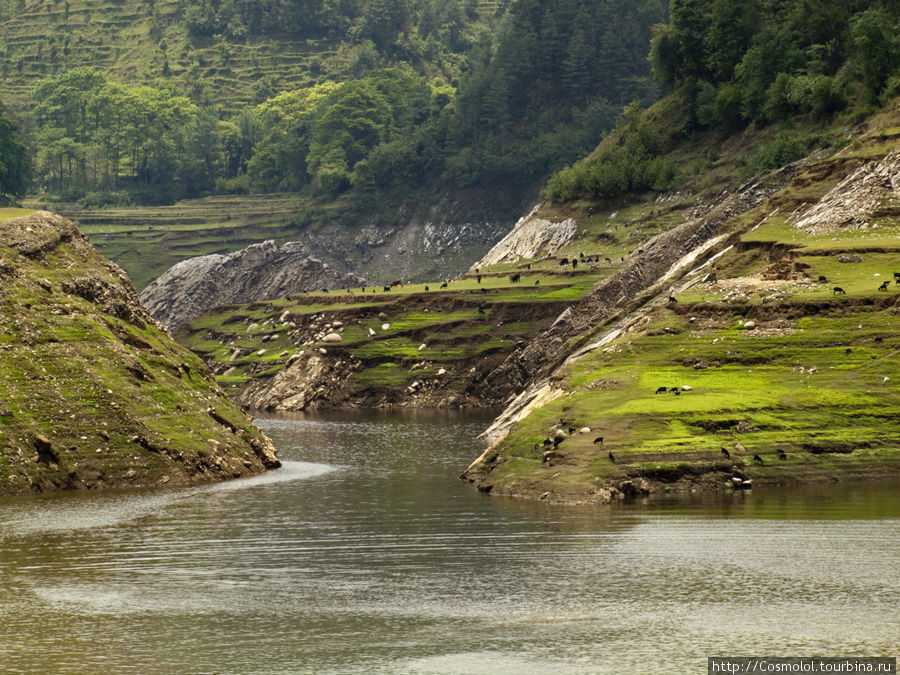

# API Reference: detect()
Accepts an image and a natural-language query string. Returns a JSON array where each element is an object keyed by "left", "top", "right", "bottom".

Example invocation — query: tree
[
  {"left": 0, "top": 106, "right": 29, "bottom": 200},
  {"left": 850, "top": 7, "right": 899, "bottom": 98}
]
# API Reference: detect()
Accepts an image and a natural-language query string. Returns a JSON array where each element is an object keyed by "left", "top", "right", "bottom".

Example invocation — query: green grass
[
  {"left": 0, "top": 208, "right": 35, "bottom": 222},
  {"left": 1, "top": 213, "right": 278, "bottom": 494}
]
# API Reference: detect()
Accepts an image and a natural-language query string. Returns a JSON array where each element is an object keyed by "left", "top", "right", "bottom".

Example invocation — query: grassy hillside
[
  {"left": 0, "top": 209, "right": 279, "bottom": 495},
  {"left": 461, "top": 98, "right": 900, "bottom": 503},
  {"left": 177, "top": 266, "right": 626, "bottom": 408}
]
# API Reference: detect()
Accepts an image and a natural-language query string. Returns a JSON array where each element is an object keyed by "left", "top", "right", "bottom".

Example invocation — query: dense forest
[
  {"left": 0, "top": 104, "right": 28, "bottom": 201},
  {"left": 0, "top": 0, "right": 664, "bottom": 206},
  {"left": 544, "top": 0, "right": 900, "bottom": 202}
]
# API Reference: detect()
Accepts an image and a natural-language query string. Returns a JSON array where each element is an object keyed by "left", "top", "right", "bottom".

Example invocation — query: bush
[{"left": 76, "top": 190, "right": 132, "bottom": 208}]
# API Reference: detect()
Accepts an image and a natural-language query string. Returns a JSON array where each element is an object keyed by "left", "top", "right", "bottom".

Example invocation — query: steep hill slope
[
  {"left": 0, "top": 210, "right": 279, "bottom": 495},
  {"left": 461, "top": 104, "right": 900, "bottom": 503}
]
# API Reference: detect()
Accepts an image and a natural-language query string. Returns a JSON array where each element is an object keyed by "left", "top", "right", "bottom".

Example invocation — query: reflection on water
[{"left": 0, "top": 409, "right": 898, "bottom": 674}]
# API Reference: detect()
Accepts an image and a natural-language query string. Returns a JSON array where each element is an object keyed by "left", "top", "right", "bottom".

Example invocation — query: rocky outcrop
[
  {"left": 140, "top": 240, "right": 367, "bottom": 330},
  {"left": 793, "top": 149, "right": 900, "bottom": 234},
  {"left": 469, "top": 204, "right": 577, "bottom": 270},
  {"left": 0, "top": 211, "right": 279, "bottom": 495}
]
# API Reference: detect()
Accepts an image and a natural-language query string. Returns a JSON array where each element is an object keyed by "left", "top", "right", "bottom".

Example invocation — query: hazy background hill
[{"left": 0, "top": 0, "right": 664, "bottom": 207}]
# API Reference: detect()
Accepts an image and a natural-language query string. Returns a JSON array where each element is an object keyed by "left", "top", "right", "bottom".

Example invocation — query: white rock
[
  {"left": 256, "top": 349, "right": 267, "bottom": 356},
  {"left": 681, "top": 385, "right": 693, "bottom": 391},
  {"left": 437, "top": 368, "right": 447, "bottom": 375},
  {"left": 332, "top": 321, "right": 344, "bottom": 328},
  {"left": 247, "top": 323, "right": 259, "bottom": 332},
  {"left": 319, "top": 348, "right": 327, "bottom": 355},
  {"left": 323, "top": 333, "right": 343, "bottom": 343},
  {"left": 579, "top": 427, "right": 591, "bottom": 434},
  {"left": 381, "top": 323, "right": 390, "bottom": 330},
  {"left": 744, "top": 321, "right": 756, "bottom": 329},
  {"left": 418, "top": 343, "right": 427, "bottom": 351},
  {"left": 368, "top": 327, "right": 376, "bottom": 336}
]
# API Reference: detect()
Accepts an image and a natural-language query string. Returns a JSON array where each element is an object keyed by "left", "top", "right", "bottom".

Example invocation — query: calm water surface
[{"left": 0, "top": 410, "right": 897, "bottom": 674}]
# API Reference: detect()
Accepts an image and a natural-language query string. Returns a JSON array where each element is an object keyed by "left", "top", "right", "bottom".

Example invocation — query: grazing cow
[
  {"left": 593, "top": 437, "right": 604, "bottom": 445},
  {"left": 440, "top": 282, "right": 448, "bottom": 289},
  {"left": 391, "top": 279, "right": 403, "bottom": 287},
  {"left": 777, "top": 449, "right": 787, "bottom": 460},
  {"left": 572, "top": 260, "right": 578, "bottom": 269},
  {"left": 534, "top": 279, "right": 540, "bottom": 285},
  {"left": 875, "top": 336, "right": 883, "bottom": 342},
  {"left": 721, "top": 447, "right": 730, "bottom": 459},
  {"left": 668, "top": 295, "right": 677, "bottom": 303},
  {"left": 608, "top": 451, "right": 615, "bottom": 463},
  {"left": 605, "top": 257, "right": 611, "bottom": 264},
  {"left": 425, "top": 285, "right": 429, "bottom": 291},
  {"left": 833, "top": 287, "right": 846, "bottom": 295},
  {"left": 559, "top": 258, "right": 569, "bottom": 266},
  {"left": 669, "top": 387, "right": 679, "bottom": 393},
  {"left": 477, "top": 304, "right": 485, "bottom": 315},
  {"left": 878, "top": 280, "right": 889, "bottom": 291},
  {"left": 526, "top": 263, "right": 532, "bottom": 270},
  {"left": 509, "top": 273, "right": 521, "bottom": 283},
  {"left": 383, "top": 285, "right": 391, "bottom": 292},
  {"left": 817, "top": 275, "right": 827, "bottom": 282},
  {"left": 322, "top": 288, "right": 328, "bottom": 293},
  {"left": 579, "top": 252, "right": 584, "bottom": 259},
  {"left": 655, "top": 386, "right": 668, "bottom": 394},
  {"left": 477, "top": 275, "right": 482, "bottom": 284},
  {"left": 753, "top": 454, "right": 764, "bottom": 465},
  {"left": 480, "top": 287, "right": 488, "bottom": 294},
  {"left": 845, "top": 348, "right": 852, "bottom": 355},
  {"left": 894, "top": 272, "right": 900, "bottom": 280}
]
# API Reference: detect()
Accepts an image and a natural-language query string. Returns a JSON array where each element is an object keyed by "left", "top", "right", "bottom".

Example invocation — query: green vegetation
[
  {"left": 2, "top": 0, "right": 665, "bottom": 214},
  {"left": 0, "top": 104, "right": 29, "bottom": 201},
  {"left": 466, "top": 99, "right": 900, "bottom": 502},
  {"left": 176, "top": 259, "right": 647, "bottom": 403},
  {"left": 0, "top": 212, "right": 278, "bottom": 495},
  {"left": 546, "top": 0, "right": 900, "bottom": 203}
]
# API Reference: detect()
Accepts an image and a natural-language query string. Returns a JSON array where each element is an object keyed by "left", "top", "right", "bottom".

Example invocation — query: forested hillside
[
  {"left": 0, "top": 0, "right": 664, "bottom": 208},
  {"left": 545, "top": 0, "right": 900, "bottom": 202}
]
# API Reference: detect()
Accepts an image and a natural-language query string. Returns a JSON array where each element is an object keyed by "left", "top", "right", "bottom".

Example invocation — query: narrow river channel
[{"left": 1, "top": 410, "right": 898, "bottom": 674}]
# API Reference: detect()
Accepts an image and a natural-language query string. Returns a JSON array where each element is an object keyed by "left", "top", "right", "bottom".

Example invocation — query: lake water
[{"left": 1, "top": 410, "right": 898, "bottom": 674}]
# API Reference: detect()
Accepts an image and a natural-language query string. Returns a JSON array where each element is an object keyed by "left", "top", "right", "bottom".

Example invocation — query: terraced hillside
[
  {"left": 0, "top": 0, "right": 500, "bottom": 113},
  {"left": 45, "top": 194, "right": 309, "bottom": 290},
  {"left": 462, "top": 108, "right": 900, "bottom": 504},
  {"left": 173, "top": 178, "right": 703, "bottom": 409},
  {"left": 178, "top": 277, "right": 601, "bottom": 410}
]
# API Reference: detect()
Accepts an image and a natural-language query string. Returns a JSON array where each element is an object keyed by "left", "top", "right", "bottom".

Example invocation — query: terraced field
[{"left": 36, "top": 194, "right": 311, "bottom": 290}]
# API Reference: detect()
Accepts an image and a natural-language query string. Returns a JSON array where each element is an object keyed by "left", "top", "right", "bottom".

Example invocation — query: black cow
[
  {"left": 655, "top": 386, "right": 668, "bottom": 394},
  {"left": 833, "top": 287, "right": 846, "bottom": 295}
]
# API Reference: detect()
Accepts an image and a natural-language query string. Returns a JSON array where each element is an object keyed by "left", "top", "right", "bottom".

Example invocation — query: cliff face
[
  {"left": 139, "top": 239, "right": 367, "bottom": 330},
  {"left": 0, "top": 211, "right": 279, "bottom": 495}
]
